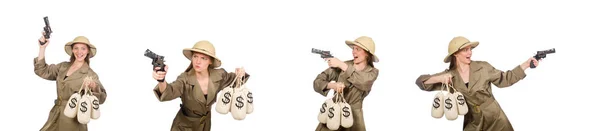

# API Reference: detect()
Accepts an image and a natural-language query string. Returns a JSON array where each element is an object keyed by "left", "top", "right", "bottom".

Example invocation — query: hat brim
[
  {"left": 345, "top": 40, "right": 379, "bottom": 62},
  {"left": 65, "top": 42, "right": 97, "bottom": 58},
  {"left": 443, "top": 41, "right": 479, "bottom": 63},
  {"left": 183, "top": 48, "right": 221, "bottom": 68}
]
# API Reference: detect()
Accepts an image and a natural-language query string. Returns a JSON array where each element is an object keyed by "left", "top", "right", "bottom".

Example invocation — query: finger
[{"left": 164, "top": 65, "right": 169, "bottom": 72}]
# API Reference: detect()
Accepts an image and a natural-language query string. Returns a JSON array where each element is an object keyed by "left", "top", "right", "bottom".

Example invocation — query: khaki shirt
[
  {"left": 154, "top": 68, "right": 249, "bottom": 131},
  {"left": 34, "top": 58, "right": 107, "bottom": 131},
  {"left": 416, "top": 61, "right": 526, "bottom": 131},
  {"left": 314, "top": 61, "right": 379, "bottom": 131}
]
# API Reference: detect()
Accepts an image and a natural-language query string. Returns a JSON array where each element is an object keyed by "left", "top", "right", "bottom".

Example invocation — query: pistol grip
[
  {"left": 39, "top": 40, "right": 46, "bottom": 45},
  {"left": 156, "top": 65, "right": 166, "bottom": 82},
  {"left": 529, "top": 60, "right": 536, "bottom": 69}
]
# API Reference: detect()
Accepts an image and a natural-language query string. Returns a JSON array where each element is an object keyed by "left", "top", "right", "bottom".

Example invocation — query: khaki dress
[
  {"left": 416, "top": 61, "right": 526, "bottom": 131},
  {"left": 314, "top": 61, "right": 379, "bottom": 131},
  {"left": 34, "top": 58, "right": 108, "bottom": 131},
  {"left": 153, "top": 68, "right": 249, "bottom": 131}
]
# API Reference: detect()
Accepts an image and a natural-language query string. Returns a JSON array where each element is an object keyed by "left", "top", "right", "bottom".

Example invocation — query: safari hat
[
  {"left": 183, "top": 40, "right": 221, "bottom": 68},
  {"left": 64, "top": 36, "right": 97, "bottom": 58},
  {"left": 443, "top": 36, "right": 479, "bottom": 63},
  {"left": 345, "top": 36, "right": 379, "bottom": 62}
]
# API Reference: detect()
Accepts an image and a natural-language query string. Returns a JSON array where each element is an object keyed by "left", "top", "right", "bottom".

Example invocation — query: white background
[{"left": 1, "top": 0, "right": 598, "bottom": 130}]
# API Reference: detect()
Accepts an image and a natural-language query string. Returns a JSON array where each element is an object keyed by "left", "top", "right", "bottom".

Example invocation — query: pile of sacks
[
  {"left": 431, "top": 83, "right": 468, "bottom": 120},
  {"left": 215, "top": 76, "right": 254, "bottom": 120},
  {"left": 317, "top": 82, "right": 353, "bottom": 130},
  {"left": 63, "top": 76, "right": 101, "bottom": 124}
]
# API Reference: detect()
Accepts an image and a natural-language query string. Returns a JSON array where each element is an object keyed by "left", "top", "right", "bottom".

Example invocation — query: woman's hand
[
  {"left": 521, "top": 57, "right": 539, "bottom": 70},
  {"left": 39, "top": 31, "right": 49, "bottom": 48},
  {"left": 235, "top": 67, "right": 246, "bottom": 78},
  {"left": 326, "top": 58, "right": 348, "bottom": 71},
  {"left": 153, "top": 65, "right": 168, "bottom": 82},
  {"left": 438, "top": 73, "right": 453, "bottom": 84},
  {"left": 326, "top": 81, "right": 345, "bottom": 92}
]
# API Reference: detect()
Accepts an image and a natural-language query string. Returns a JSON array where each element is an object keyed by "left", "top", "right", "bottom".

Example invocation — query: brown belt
[{"left": 180, "top": 104, "right": 209, "bottom": 118}]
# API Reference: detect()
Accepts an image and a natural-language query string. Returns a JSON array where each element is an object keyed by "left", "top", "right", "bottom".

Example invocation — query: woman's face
[
  {"left": 352, "top": 45, "right": 369, "bottom": 64},
  {"left": 72, "top": 43, "right": 89, "bottom": 62},
  {"left": 454, "top": 45, "right": 473, "bottom": 64},
  {"left": 192, "top": 52, "right": 212, "bottom": 72}
]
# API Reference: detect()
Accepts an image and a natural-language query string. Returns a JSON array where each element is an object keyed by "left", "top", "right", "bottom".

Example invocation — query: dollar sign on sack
[
  {"left": 432, "top": 97, "right": 440, "bottom": 108},
  {"left": 92, "top": 99, "right": 99, "bottom": 110},
  {"left": 69, "top": 97, "right": 78, "bottom": 108},
  {"left": 328, "top": 107, "right": 335, "bottom": 118},
  {"left": 222, "top": 92, "right": 231, "bottom": 104},
  {"left": 320, "top": 103, "right": 327, "bottom": 113},
  {"left": 246, "top": 92, "right": 253, "bottom": 103},
  {"left": 445, "top": 98, "right": 453, "bottom": 109},
  {"left": 456, "top": 95, "right": 465, "bottom": 105},
  {"left": 80, "top": 101, "right": 88, "bottom": 112},
  {"left": 342, "top": 106, "right": 350, "bottom": 117},
  {"left": 235, "top": 96, "right": 244, "bottom": 109}
]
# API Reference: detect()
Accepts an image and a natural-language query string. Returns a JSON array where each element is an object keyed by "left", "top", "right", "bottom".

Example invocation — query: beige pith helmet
[
  {"left": 183, "top": 40, "right": 222, "bottom": 68},
  {"left": 345, "top": 36, "right": 379, "bottom": 62},
  {"left": 64, "top": 36, "right": 97, "bottom": 58},
  {"left": 443, "top": 36, "right": 479, "bottom": 63}
]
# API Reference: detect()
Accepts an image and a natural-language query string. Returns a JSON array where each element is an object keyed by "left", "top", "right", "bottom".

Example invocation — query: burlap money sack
[
  {"left": 216, "top": 81, "right": 235, "bottom": 114},
  {"left": 86, "top": 76, "right": 101, "bottom": 120},
  {"left": 90, "top": 94, "right": 101, "bottom": 119},
  {"left": 451, "top": 84, "right": 469, "bottom": 115},
  {"left": 326, "top": 92, "right": 342, "bottom": 130},
  {"left": 64, "top": 83, "right": 85, "bottom": 118},
  {"left": 431, "top": 85, "right": 445, "bottom": 119},
  {"left": 230, "top": 78, "right": 248, "bottom": 120},
  {"left": 339, "top": 92, "right": 353, "bottom": 128},
  {"left": 318, "top": 81, "right": 336, "bottom": 124},
  {"left": 443, "top": 83, "right": 458, "bottom": 120},
  {"left": 244, "top": 85, "right": 254, "bottom": 114},
  {"left": 77, "top": 88, "right": 92, "bottom": 124}
]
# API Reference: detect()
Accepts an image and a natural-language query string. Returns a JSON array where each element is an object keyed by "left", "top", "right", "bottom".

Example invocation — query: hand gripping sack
[
  {"left": 431, "top": 90, "right": 445, "bottom": 119},
  {"left": 326, "top": 92, "right": 342, "bottom": 130},
  {"left": 244, "top": 86, "right": 254, "bottom": 114},
  {"left": 216, "top": 81, "right": 235, "bottom": 114},
  {"left": 452, "top": 83, "right": 468, "bottom": 115},
  {"left": 230, "top": 78, "right": 248, "bottom": 120},
  {"left": 318, "top": 81, "right": 335, "bottom": 124},
  {"left": 339, "top": 92, "right": 353, "bottom": 128},
  {"left": 64, "top": 84, "right": 85, "bottom": 118},
  {"left": 90, "top": 94, "right": 101, "bottom": 119},
  {"left": 77, "top": 88, "right": 92, "bottom": 124},
  {"left": 443, "top": 84, "right": 458, "bottom": 120}
]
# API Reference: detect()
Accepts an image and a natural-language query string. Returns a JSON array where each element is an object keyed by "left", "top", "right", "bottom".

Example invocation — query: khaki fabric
[
  {"left": 314, "top": 61, "right": 379, "bottom": 131},
  {"left": 416, "top": 61, "right": 526, "bottom": 131},
  {"left": 34, "top": 58, "right": 107, "bottom": 131},
  {"left": 153, "top": 68, "right": 249, "bottom": 131}
]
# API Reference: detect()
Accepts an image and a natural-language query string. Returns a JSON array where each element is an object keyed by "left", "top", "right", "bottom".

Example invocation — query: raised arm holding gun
[
  {"left": 144, "top": 49, "right": 166, "bottom": 82},
  {"left": 39, "top": 16, "right": 52, "bottom": 45}
]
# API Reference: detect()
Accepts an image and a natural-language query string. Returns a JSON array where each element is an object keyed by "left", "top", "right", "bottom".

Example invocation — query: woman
[
  {"left": 34, "top": 33, "right": 108, "bottom": 131},
  {"left": 152, "top": 40, "right": 249, "bottom": 131},
  {"left": 313, "top": 36, "right": 379, "bottom": 131},
  {"left": 415, "top": 36, "right": 540, "bottom": 131}
]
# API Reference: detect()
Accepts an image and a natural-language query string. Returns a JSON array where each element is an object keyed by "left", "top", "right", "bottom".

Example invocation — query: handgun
[
  {"left": 40, "top": 16, "right": 53, "bottom": 45},
  {"left": 531, "top": 48, "right": 555, "bottom": 68},
  {"left": 311, "top": 48, "right": 334, "bottom": 59},
  {"left": 144, "top": 49, "right": 166, "bottom": 82},
  {"left": 312, "top": 48, "right": 341, "bottom": 71}
]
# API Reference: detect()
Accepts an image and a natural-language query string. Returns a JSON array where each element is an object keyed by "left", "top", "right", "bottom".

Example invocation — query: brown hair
[
  {"left": 448, "top": 55, "right": 457, "bottom": 70},
  {"left": 69, "top": 44, "right": 91, "bottom": 64},
  {"left": 366, "top": 53, "right": 375, "bottom": 68},
  {"left": 185, "top": 52, "right": 215, "bottom": 72}
]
